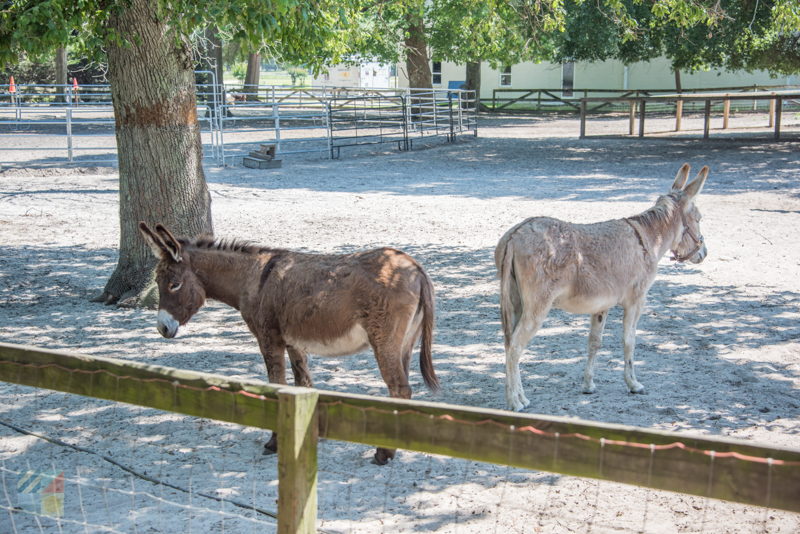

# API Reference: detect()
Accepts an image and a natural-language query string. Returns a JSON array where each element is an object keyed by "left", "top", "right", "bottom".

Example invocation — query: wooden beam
[
  {"left": 723, "top": 98, "right": 730, "bottom": 129},
  {"left": 493, "top": 90, "right": 537, "bottom": 111},
  {"left": 0, "top": 342, "right": 280, "bottom": 430},
  {"left": 769, "top": 96, "right": 776, "bottom": 128},
  {"left": 278, "top": 388, "right": 319, "bottom": 534},
  {"left": 541, "top": 90, "right": 580, "bottom": 111},
  {"left": 629, "top": 101, "right": 636, "bottom": 135},
  {"left": 703, "top": 99, "right": 712, "bottom": 139},
  {"left": 2, "top": 342, "right": 800, "bottom": 514},
  {"left": 638, "top": 99, "right": 646, "bottom": 137},
  {"left": 316, "top": 391, "right": 800, "bottom": 513},
  {"left": 774, "top": 97, "right": 782, "bottom": 140},
  {"left": 579, "top": 100, "right": 587, "bottom": 138},
  {"left": 675, "top": 99, "right": 683, "bottom": 131}
]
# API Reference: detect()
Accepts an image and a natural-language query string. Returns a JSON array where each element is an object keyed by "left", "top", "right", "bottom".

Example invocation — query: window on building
[
  {"left": 432, "top": 61, "right": 442, "bottom": 85},
  {"left": 562, "top": 62, "right": 575, "bottom": 97},
  {"left": 500, "top": 66, "right": 512, "bottom": 87}
]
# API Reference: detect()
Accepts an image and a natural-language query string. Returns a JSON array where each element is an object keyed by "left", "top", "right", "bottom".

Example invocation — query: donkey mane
[
  {"left": 627, "top": 192, "right": 680, "bottom": 228},
  {"left": 178, "top": 236, "right": 284, "bottom": 256}
]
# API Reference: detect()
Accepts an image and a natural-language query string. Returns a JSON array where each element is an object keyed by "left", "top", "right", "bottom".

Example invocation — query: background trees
[{"left": 551, "top": 0, "right": 800, "bottom": 82}]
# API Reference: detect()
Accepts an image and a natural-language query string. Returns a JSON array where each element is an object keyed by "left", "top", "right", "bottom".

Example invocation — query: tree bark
[
  {"left": 98, "top": 0, "right": 213, "bottom": 307},
  {"left": 54, "top": 47, "right": 67, "bottom": 103},
  {"left": 465, "top": 61, "right": 482, "bottom": 110},
  {"left": 674, "top": 68, "right": 682, "bottom": 92},
  {"left": 244, "top": 53, "right": 260, "bottom": 101},
  {"left": 404, "top": 11, "right": 432, "bottom": 90}
]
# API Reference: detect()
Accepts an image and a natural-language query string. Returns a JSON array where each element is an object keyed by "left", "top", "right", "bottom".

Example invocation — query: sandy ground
[{"left": 0, "top": 113, "right": 799, "bottom": 533}]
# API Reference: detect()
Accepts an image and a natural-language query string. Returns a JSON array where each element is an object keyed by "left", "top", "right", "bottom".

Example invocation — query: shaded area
[
  {"left": 1, "top": 242, "right": 797, "bottom": 431},
  {"left": 1, "top": 241, "right": 798, "bottom": 532},
  {"left": 206, "top": 117, "right": 800, "bottom": 203},
  {"left": 1, "top": 122, "right": 799, "bottom": 532}
]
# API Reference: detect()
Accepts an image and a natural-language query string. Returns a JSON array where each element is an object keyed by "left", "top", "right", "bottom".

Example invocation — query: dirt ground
[{"left": 0, "top": 113, "right": 799, "bottom": 533}]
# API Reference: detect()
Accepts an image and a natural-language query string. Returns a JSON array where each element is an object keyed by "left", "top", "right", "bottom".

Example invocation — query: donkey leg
[
  {"left": 622, "top": 301, "right": 646, "bottom": 394},
  {"left": 582, "top": 310, "right": 609, "bottom": 394},
  {"left": 371, "top": 344, "right": 413, "bottom": 465},
  {"left": 287, "top": 347, "right": 313, "bottom": 388},
  {"left": 505, "top": 308, "right": 548, "bottom": 411},
  {"left": 259, "top": 342, "right": 287, "bottom": 455}
]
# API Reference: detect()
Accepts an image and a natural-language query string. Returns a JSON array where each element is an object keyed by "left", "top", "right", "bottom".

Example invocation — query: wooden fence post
[
  {"left": 703, "top": 99, "right": 712, "bottom": 139},
  {"left": 723, "top": 98, "right": 730, "bottom": 129},
  {"left": 675, "top": 99, "right": 683, "bottom": 131},
  {"left": 628, "top": 100, "right": 636, "bottom": 135},
  {"left": 768, "top": 96, "right": 776, "bottom": 128},
  {"left": 278, "top": 387, "right": 319, "bottom": 534},
  {"left": 579, "top": 99, "right": 587, "bottom": 138},
  {"left": 774, "top": 96, "right": 782, "bottom": 140},
  {"left": 638, "top": 99, "right": 646, "bottom": 137}
]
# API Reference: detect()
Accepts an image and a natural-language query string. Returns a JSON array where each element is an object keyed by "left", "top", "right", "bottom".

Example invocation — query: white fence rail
[{"left": 0, "top": 82, "right": 477, "bottom": 167}]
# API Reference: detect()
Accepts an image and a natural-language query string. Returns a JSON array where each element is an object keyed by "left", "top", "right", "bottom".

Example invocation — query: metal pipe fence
[{"left": 1, "top": 82, "right": 477, "bottom": 167}]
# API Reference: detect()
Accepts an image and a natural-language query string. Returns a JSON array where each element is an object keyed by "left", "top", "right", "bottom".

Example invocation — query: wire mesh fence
[
  {"left": 1, "top": 344, "right": 798, "bottom": 533},
  {"left": 2, "top": 383, "right": 798, "bottom": 534}
]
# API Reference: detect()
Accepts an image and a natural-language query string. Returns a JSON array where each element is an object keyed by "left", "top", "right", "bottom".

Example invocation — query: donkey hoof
[
  {"left": 629, "top": 383, "right": 646, "bottom": 394},
  {"left": 582, "top": 384, "right": 596, "bottom": 394},
  {"left": 372, "top": 448, "right": 395, "bottom": 465},
  {"left": 507, "top": 395, "right": 530, "bottom": 412},
  {"left": 263, "top": 435, "right": 278, "bottom": 455}
]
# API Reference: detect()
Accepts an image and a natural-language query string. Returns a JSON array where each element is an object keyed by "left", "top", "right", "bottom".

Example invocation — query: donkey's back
[
  {"left": 496, "top": 216, "right": 655, "bottom": 317},
  {"left": 252, "top": 248, "right": 433, "bottom": 360}
]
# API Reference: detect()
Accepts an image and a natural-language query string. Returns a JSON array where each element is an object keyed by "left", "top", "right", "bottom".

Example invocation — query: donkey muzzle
[
  {"left": 690, "top": 243, "right": 708, "bottom": 264},
  {"left": 156, "top": 309, "right": 180, "bottom": 338}
]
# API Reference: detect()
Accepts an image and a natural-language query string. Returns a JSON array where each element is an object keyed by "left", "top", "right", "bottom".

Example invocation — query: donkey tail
[
  {"left": 418, "top": 267, "right": 439, "bottom": 392},
  {"left": 497, "top": 236, "right": 517, "bottom": 351}
]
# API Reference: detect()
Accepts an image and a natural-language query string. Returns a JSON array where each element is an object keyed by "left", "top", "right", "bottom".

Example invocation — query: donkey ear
[
  {"left": 154, "top": 224, "right": 183, "bottom": 263},
  {"left": 139, "top": 222, "right": 173, "bottom": 261},
  {"left": 683, "top": 165, "right": 709, "bottom": 200},
  {"left": 671, "top": 163, "right": 691, "bottom": 191}
]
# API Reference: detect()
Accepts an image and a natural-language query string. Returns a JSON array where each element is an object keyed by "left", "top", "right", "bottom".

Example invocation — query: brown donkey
[
  {"left": 139, "top": 223, "right": 438, "bottom": 464},
  {"left": 496, "top": 164, "right": 709, "bottom": 411}
]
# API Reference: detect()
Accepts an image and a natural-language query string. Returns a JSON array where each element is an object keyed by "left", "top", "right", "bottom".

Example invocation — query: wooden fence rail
[
  {"left": 579, "top": 91, "right": 800, "bottom": 140},
  {"left": 1, "top": 341, "right": 799, "bottom": 532},
  {"left": 490, "top": 84, "right": 799, "bottom": 113}
]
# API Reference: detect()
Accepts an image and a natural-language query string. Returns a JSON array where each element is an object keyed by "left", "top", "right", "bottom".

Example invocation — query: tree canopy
[
  {"left": 552, "top": 0, "right": 800, "bottom": 75},
  {"left": 0, "top": 0, "right": 367, "bottom": 71}
]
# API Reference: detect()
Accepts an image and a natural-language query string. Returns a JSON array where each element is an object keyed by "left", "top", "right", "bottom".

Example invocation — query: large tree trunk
[
  {"left": 54, "top": 47, "right": 67, "bottom": 103},
  {"left": 465, "top": 61, "right": 482, "bottom": 110},
  {"left": 404, "top": 11, "right": 432, "bottom": 90},
  {"left": 244, "top": 52, "right": 260, "bottom": 101},
  {"left": 98, "top": 0, "right": 213, "bottom": 307}
]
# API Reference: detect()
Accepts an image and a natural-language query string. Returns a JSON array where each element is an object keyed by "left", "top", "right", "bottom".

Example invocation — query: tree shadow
[
  {"left": 1, "top": 236, "right": 799, "bottom": 530},
  {"left": 205, "top": 121, "right": 800, "bottom": 203},
  {"left": 2, "top": 241, "right": 797, "bottom": 429}
]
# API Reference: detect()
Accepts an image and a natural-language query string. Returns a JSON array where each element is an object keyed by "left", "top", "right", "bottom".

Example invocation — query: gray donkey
[{"left": 496, "top": 164, "right": 709, "bottom": 411}]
